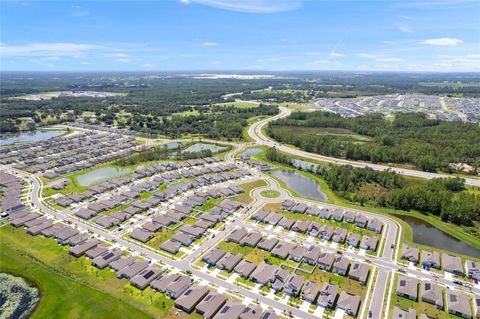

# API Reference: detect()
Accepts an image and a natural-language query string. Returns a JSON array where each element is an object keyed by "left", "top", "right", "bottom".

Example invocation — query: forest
[
  {"left": 2, "top": 71, "right": 479, "bottom": 133},
  {"left": 267, "top": 111, "right": 480, "bottom": 172},
  {"left": 266, "top": 147, "right": 480, "bottom": 229}
]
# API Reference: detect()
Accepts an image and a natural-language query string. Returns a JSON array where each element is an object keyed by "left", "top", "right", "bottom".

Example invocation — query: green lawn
[
  {"left": 232, "top": 179, "right": 269, "bottom": 205},
  {"left": 0, "top": 225, "right": 176, "bottom": 319},
  {"left": 260, "top": 190, "right": 281, "bottom": 198}
]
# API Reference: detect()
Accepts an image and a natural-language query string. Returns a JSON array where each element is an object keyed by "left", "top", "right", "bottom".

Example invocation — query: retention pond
[{"left": 395, "top": 215, "right": 480, "bottom": 258}]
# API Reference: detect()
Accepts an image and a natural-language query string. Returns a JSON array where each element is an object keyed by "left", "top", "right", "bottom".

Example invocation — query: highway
[{"left": 248, "top": 106, "right": 480, "bottom": 187}]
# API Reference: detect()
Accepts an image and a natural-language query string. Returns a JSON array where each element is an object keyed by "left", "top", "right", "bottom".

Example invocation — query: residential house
[
  {"left": 420, "top": 282, "right": 444, "bottom": 310},
  {"left": 303, "top": 245, "right": 322, "bottom": 266},
  {"left": 396, "top": 275, "right": 418, "bottom": 301},
  {"left": 447, "top": 290, "right": 472, "bottom": 319},
  {"left": 359, "top": 236, "right": 378, "bottom": 251},
  {"left": 174, "top": 285, "right": 209, "bottom": 313},
  {"left": 401, "top": 245, "right": 419, "bottom": 263},
  {"left": 250, "top": 262, "right": 276, "bottom": 285},
  {"left": 317, "top": 252, "right": 335, "bottom": 271},
  {"left": 335, "top": 292, "right": 360, "bottom": 317},
  {"left": 292, "top": 220, "right": 311, "bottom": 233},
  {"left": 270, "top": 241, "right": 293, "bottom": 260},
  {"left": 443, "top": 254, "right": 464, "bottom": 276},
  {"left": 317, "top": 283, "right": 338, "bottom": 309},
  {"left": 332, "top": 228, "right": 347, "bottom": 244},
  {"left": 348, "top": 262, "right": 370, "bottom": 285},
  {"left": 257, "top": 237, "right": 279, "bottom": 252},
  {"left": 466, "top": 260, "right": 480, "bottom": 280},
  {"left": 212, "top": 300, "right": 245, "bottom": 319},
  {"left": 240, "top": 232, "right": 263, "bottom": 247},
  {"left": 421, "top": 250, "right": 441, "bottom": 270},
  {"left": 166, "top": 275, "right": 193, "bottom": 299},
  {"left": 347, "top": 233, "right": 361, "bottom": 248},
  {"left": 234, "top": 260, "right": 257, "bottom": 279},
  {"left": 333, "top": 256, "right": 350, "bottom": 276},
  {"left": 284, "top": 274, "right": 304, "bottom": 297},
  {"left": 195, "top": 293, "right": 226, "bottom": 319},
  {"left": 392, "top": 307, "right": 416, "bottom": 319},
  {"left": 217, "top": 253, "right": 242, "bottom": 272},
  {"left": 354, "top": 215, "right": 368, "bottom": 228},
  {"left": 130, "top": 266, "right": 163, "bottom": 290},
  {"left": 301, "top": 280, "right": 319, "bottom": 303},
  {"left": 367, "top": 218, "right": 383, "bottom": 233},
  {"left": 290, "top": 245, "right": 307, "bottom": 262},
  {"left": 160, "top": 240, "right": 182, "bottom": 254}
]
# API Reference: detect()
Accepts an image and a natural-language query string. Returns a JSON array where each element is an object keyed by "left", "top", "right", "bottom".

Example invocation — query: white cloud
[
  {"left": 375, "top": 57, "right": 404, "bottom": 62},
  {"left": 308, "top": 60, "right": 329, "bottom": 65},
  {"left": 203, "top": 42, "right": 216, "bottom": 46},
  {"left": 109, "top": 52, "right": 129, "bottom": 58},
  {"left": 81, "top": 61, "right": 91, "bottom": 65},
  {"left": 179, "top": 0, "right": 302, "bottom": 13},
  {"left": 329, "top": 52, "right": 345, "bottom": 58},
  {"left": 398, "top": 25, "right": 412, "bottom": 33},
  {"left": 358, "top": 53, "right": 377, "bottom": 58},
  {"left": 115, "top": 58, "right": 131, "bottom": 63},
  {"left": 140, "top": 63, "right": 156, "bottom": 68},
  {"left": 421, "top": 37, "right": 463, "bottom": 46},
  {"left": 0, "top": 43, "right": 99, "bottom": 57}
]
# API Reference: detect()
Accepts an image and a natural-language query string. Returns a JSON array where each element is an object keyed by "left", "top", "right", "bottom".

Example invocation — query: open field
[
  {"left": 0, "top": 225, "right": 182, "bottom": 319},
  {"left": 232, "top": 179, "right": 269, "bottom": 204}
]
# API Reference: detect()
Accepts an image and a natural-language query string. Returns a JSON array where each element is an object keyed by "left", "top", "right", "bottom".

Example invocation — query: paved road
[
  {"left": 248, "top": 107, "right": 480, "bottom": 187},
  {"left": 4, "top": 123, "right": 479, "bottom": 319}
]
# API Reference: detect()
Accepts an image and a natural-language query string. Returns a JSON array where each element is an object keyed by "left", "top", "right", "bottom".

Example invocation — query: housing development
[
  {"left": 1, "top": 113, "right": 479, "bottom": 319},
  {"left": 1, "top": 0, "right": 480, "bottom": 318}
]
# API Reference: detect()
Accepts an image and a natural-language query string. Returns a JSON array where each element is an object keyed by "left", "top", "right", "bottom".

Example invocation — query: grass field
[
  {"left": 0, "top": 225, "right": 187, "bottom": 319},
  {"left": 269, "top": 125, "right": 372, "bottom": 144},
  {"left": 232, "top": 179, "right": 269, "bottom": 205},
  {"left": 260, "top": 190, "right": 281, "bottom": 198}
]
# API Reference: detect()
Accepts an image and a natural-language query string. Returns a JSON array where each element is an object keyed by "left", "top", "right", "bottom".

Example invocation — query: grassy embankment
[{"left": 0, "top": 225, "right": 201, "bottom": 319}]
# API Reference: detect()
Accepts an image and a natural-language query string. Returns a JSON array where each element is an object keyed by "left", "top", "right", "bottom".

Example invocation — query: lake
[
  {"left": 76, "top": 166, "right": 132, "bottom": 187},
  {"left": 0, "top": 273, "right": 40, "bottom": 319},
  {"left": 396, "top": 215, "right": 480, "bottom": 258},
  {"left": 0, "top": 130, "right": 65, "bottom": 145},
  {"left": 271, "top": 170, "right": 328, "bottom": 201},
  {"left": 181, "top": 143, "right": 228, "bottom": 154},
  {"left": 241, "top": 148, "right": 263, "bottom": 157}
]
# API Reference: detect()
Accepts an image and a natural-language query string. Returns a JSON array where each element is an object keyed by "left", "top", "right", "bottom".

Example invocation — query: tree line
[{"left": 267, "top": 111, "right": 480, "bottom": 173}]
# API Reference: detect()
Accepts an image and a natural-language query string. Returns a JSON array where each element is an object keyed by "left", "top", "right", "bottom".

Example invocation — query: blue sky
[{"left": 1, "top": 0, "right": 479, "bottom": 71}]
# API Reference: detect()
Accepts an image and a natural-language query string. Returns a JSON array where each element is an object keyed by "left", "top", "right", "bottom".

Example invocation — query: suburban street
[{"left": 2, "top": 113, "right": 479, "bottom": 319}]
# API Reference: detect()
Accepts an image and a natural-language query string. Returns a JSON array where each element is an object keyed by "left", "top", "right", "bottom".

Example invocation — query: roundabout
[{"left": 259, "top": 189, "right": 281, "bottom": 198}]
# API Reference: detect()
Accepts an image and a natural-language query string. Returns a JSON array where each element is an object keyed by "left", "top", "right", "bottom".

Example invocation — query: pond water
[
  {"left": 181, "top": 143, "right": 228, "bottom": 154},
  {"left": 163, "top": 142, "right": 182, "bottom": 149},
  {"left": 0, "top": 273, "right": 40, "bottom": 319},
  {"left": 0, "top": 130, "right": 65, "bottom": 145},
  {"left": 395, "top": 215, "right": 480, "bottom": 258},
  {"left": 271, "top": 170, "right": 328, "bottom": 201},
  {"left": 241, "top": 148, "right": 263, "bottom": 157},
  {"left": 76, "top": 166, "right": 132, "bottom": 187}
]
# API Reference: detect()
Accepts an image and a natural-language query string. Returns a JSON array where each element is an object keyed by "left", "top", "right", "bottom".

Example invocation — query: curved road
[{"left": 248, "top": 106, "right": 480, "bottom": 187}]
